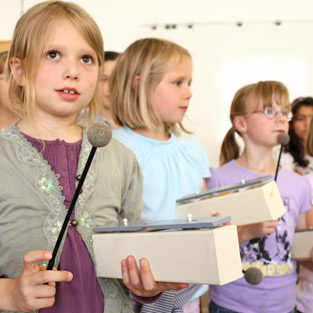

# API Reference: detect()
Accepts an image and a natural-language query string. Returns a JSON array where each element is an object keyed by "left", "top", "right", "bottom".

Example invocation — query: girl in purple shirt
[
  {"left": 207, "top": 81, "right": 313, "bottom": 313},
  {"left": 0, "top": 2, "right": 187, "bottom": 312}
]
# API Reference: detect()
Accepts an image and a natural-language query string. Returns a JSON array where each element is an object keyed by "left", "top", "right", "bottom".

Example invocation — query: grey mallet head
[
  {"left": 244, "top": 267, "right": 263, "bottom": 285},
  {"left": 277, "top": 133, "right": 290, "bottom": 146},
  {"left": 87, "top": 122, "right": 112, "bottom": 148}
]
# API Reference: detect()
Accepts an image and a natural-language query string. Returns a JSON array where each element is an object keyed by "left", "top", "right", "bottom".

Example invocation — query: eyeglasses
[{"left": 249, "top": 107, "right": 293, "bottom": 121}]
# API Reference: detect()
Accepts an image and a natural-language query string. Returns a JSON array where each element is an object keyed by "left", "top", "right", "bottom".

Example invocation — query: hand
[
  {"left": 299, "top": 248, "right": 313, "bottom": 271},
  {"left": 211, "top": 212, "right": 232, "bottom": 225},
  {"left": 238, "top": 220, "right": 278, "bottom": 243},
  {"left": 1, "top": 250, "right": 72, "bottom": 312},
  {"left": 121, "top": 255, "right": 188, "bottom": 297}
]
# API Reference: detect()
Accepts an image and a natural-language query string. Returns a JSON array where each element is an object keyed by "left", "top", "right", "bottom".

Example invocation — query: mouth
[
  {"left": 179, "top": 106, "right": 188, "bottom": 112},
  {"left": 57, "top": 88, "right": 79, "bottom": 95}
]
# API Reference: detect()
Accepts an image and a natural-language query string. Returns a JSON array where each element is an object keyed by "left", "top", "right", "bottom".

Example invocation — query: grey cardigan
[{"left": 0, "top": 125, "right": 143, "bottom": 313}]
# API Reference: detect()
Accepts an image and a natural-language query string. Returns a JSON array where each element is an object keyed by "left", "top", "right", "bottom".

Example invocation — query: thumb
[{"left": 22, "top": 250, "right": 52, "bottom": 274}]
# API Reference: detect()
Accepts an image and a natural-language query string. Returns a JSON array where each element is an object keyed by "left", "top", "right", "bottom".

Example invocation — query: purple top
[
  {"left": 206, "top": 160, "right": 312, "bottom": 313},
  {"left": 25, "top": 135, "right": 104, "bottom": 313}
]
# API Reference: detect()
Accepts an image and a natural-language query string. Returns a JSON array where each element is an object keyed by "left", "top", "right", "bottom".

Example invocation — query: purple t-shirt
[
  {"left": 206, "top": 160, "right": 312, "bottom": 313},
  {"left": 25, "top": 135, "right": 104, "bottom": 313}
]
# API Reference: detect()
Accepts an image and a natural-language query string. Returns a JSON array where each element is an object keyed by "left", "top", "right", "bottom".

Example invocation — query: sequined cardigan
[{"left": 0, "top": 125, "right": 143, "bottom": 313}]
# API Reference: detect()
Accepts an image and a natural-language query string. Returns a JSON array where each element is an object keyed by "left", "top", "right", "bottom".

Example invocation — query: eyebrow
[{"left": 45, "top": 45, "right": 97, "bottom": 56}]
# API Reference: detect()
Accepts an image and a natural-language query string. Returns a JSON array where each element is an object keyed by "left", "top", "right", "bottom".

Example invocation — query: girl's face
[
  {"left": 242, "top": 97, "right": 290, "bottom": 148},
  {"left": 34, "top": 19, "right": 98, "bottom": 121},
  {"left": 98, "top": 60, "right": 116, "bottom": 110},
  {"left": 151, "top": 56, "right": 192, "bottom": 125},
  {"left": 292, "top": 105, "right": 313, "bottom": 141}
]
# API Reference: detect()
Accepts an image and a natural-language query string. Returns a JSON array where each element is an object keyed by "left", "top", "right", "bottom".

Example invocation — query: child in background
[
  {"left": 279, "top": 97, "right": 313, "bottom": 174},
  {"left": 96, "top": 51, "right": 120, "bottom": 128},
  {"left": 110, "top": 38, "right": 210, "bottom": 313},
  {"left": 207, "top": 81, "right": 312, "bottom": 313},
  {"left": 0, "top": 2, "right": 187, "bottom": 313},
  {"left": 296, "top": 116, "right": 313, "bottom": 313},
  {"left": 0, "top": 50, "right": 17, "bottom": 128}
]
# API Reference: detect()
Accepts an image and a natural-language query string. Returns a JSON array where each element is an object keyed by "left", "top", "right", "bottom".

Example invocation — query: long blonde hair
[
  {"left": 220, "top": 81, "right": 290, "bottom": 165},
  {"left": 7, "top": 1, "right": 104, "bottom": 123},
  {"left": 110, "top": 38, "right": 191, "bottom": 136}
]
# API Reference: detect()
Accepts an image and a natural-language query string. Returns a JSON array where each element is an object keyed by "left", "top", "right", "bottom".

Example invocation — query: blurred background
[{"left": 2, "top": 0, "right": 313, "bottom": 167}]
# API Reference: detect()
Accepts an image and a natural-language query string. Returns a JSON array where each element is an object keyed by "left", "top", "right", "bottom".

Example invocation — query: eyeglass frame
[{"left": 243, "top": 107, "right": 293, "bottom": 122}]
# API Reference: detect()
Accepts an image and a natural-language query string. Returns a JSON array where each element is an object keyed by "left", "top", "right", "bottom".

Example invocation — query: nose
[
  {"left": 185, "top": 85, "right": 192, "bottom": 100},
  {"left": 63, "top": 59, "right": 79, "bottom": 80},
  {"left": 275, "top": 111, "right": 288, "bottom": 123}
]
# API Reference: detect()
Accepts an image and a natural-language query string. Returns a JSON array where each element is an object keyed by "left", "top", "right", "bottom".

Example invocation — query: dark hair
[
  {"left": 0, "top": 50, "right": 8, "bottom": 74},
  {"left": 104, "top": 51, "right": 120, "bottom": 61},
  {"left": 284, "top": 97, "right": 313, "bottom": 167}
]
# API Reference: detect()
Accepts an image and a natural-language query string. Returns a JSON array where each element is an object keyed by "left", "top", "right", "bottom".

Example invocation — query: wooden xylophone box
[
  {"left": 92, "top": 217, "right": 243, "bottom": 285},
  {"left": 175, "top": 176, "right": 286, "bottom": 226}
]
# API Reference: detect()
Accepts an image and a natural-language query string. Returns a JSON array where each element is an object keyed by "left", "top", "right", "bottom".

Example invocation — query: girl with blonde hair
[
  {"left": 207, "top": 81, "right": 312, "bottom": 313},
  {"left": 0, "top": 2, "right": 186, "bottom": 312},
  {"left": 111, "top": 38, "right": 210, "bottom": 313}
]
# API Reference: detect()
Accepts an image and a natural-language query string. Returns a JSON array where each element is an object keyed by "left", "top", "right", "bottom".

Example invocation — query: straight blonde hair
[
  {"left": 7, "top": 1, "right": 104, "bottom": 124},
  {"left": 220, "top": 81, "right": 290, "bottom": 165},
  {"left": 110, "top": 38, "right": 191, "bottom": 136}
]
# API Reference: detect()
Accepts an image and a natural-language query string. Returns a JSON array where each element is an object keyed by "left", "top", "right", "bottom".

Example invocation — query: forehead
[
  {"left": 164, "top": 55, "right": 192, "bottom": 74},
  {"left": 296, "top": 105, "right": 313, "bottom": 115},
  {"left": 43, "top": 19, "right": 94, "bottom": 53}
]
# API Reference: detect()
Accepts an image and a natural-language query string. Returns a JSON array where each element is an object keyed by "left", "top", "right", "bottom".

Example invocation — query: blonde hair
[
  {"left": 7, "top": 1, "right": 104, "bottom": 123},
  {"left": 220, "top": 81, "right": 290, "bottom": 165},
  {"left": 110, "top": 38, "right": 191, "bottom": 136}
]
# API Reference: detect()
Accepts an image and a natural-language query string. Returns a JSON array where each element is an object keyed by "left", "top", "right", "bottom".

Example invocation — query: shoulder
[{"left": 99, "top": 137, "right": 137, "bottom": 163}]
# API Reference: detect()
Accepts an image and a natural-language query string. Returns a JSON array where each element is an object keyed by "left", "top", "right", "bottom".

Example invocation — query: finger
[
  {"left": 33, "top": 284, "right": 56, "bottom": 298},
  {"left": 121, "top": 258, "right": 130, "bottom": 286},
  {"left": 156, "top": 281, "right": 189, "bottom": 291},
  {"left": 126, "top": 256, "right": 142, "bottom": 288},
  {"left": 29, "top": 270, "right": 73, "bottom": 286},
  {"left": 138, "top": 258, "right": 157, "bottom": 291},
  {"left": 23, "top": 251, "right": 52, "bottom": 275},
  {"left": 27, "top": 297, "right": 56, "bottom": 311}
]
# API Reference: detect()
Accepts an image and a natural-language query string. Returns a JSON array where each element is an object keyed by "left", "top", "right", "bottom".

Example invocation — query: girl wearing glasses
[{"left": 206, "top": 81, "right": 313, "bottom": 313}]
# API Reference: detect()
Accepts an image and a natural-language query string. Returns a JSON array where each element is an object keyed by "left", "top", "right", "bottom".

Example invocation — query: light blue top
[{"left": 113, "top": 126, "right": 210, "bottom": 222}]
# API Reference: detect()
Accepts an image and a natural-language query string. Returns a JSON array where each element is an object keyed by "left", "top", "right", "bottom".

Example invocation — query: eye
[
  {"left": 174, "top": 81, "right": 182, "bottom": 86},
  {"left": 46, "top": 50, "right": 60, "bottom": 60},
  {"left": 263, "top": 107, "right": 274, "bottom": 115},
  {"left": 295, "top": 116, "right": 305, "bottom": 122},
  {"left": 81, "top": 55, "right": 93, "bottom": 64}
]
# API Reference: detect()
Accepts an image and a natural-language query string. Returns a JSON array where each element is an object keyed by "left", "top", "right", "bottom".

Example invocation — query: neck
[
  {"left": 17, "top": 114, "right": 82, "bottom": 142},
  {"left": 0, "top": 106, "right": 18, "bottom": 129},
  {"left": 236, "top": 147, "right": 277, "bottom": 175},
  {"left": 133, "top": 125, "right": 170, "bottom": 141},
  {"left": 99, "top": 107, "right": 118, "bottom": 129}
]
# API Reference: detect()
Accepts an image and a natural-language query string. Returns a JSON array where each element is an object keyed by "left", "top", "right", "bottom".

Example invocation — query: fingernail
[
  {"left": 127, "top": 256, "right": 132, "bottom": 265},
  {"left": 68, "top": 273, "right": 73, "bottom": 280},
  {"left": 139, "top": 259, "right": 145, "bottom": 267},
  {"left": 121, "top": 259, "right": 126, "bottom": 266},
  {"left": 45, "top": 252, "right": 52, "bottom": 258}
]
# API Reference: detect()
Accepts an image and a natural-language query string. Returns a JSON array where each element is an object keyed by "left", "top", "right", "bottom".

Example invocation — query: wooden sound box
[
  {"left": 175, "top": 176, "right": 285, "bottom": 226},
  {"left": 92, "top": 217, "right": 243, "bottom": 285},
  {"left": 291, "top": 229, "right": 313, "bottom": 261}
]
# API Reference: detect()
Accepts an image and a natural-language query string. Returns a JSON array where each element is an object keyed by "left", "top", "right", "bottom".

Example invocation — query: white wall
[{"left": 2, "top": 0, "right": 313, "bottom": 167}]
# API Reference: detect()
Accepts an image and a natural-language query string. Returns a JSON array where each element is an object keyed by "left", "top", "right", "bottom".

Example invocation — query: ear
[
  {"left": 132, "top": 76, "right": 140, "bottom": 91},
  {"left": 233, "top": 115, "right": 247, "bottom": 135},
  {"left": 9, "top": 57, "right": 25, "bottom": 86}
]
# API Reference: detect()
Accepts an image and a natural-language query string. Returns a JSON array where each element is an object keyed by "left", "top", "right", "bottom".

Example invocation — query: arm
[
  {"left": 237, "top": 220, "right": 278, "bottom": 244},
  {"left": 0, "top": 250, "right": 72, "bottom": 312},
  {"left": 121, "top": 256, "right": 188, "bottom": 298}
]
